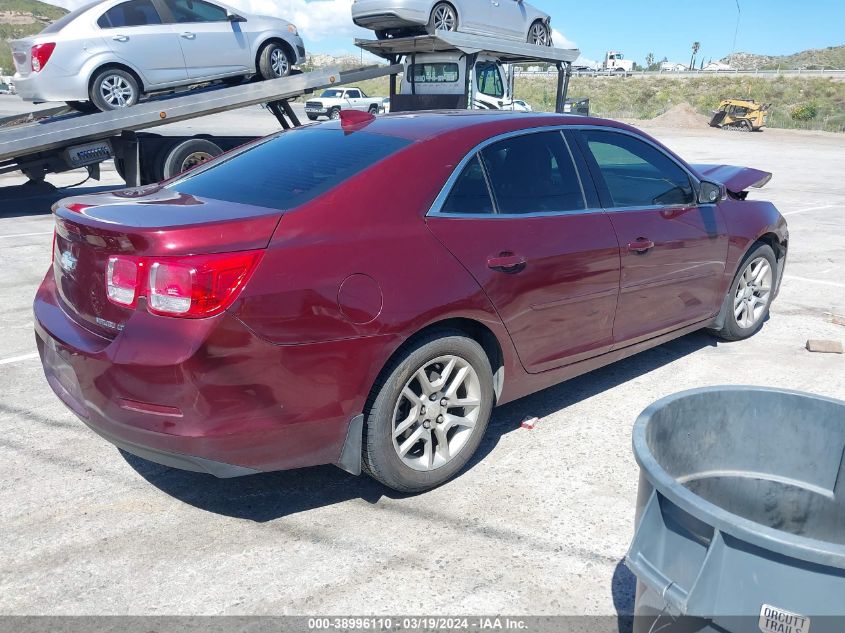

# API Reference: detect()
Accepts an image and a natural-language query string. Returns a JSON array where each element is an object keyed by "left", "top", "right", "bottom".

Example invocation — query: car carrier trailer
[{"left": 0, "top": 31, "right": 578, "bottom": 188}]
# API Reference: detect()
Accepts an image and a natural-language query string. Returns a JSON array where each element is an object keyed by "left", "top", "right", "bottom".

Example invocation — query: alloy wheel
[
  {"left": 271, "top": 48, "right": 289, "bottom": 77},
  {"left": 734, "top": 256, "right": 772, "bottom": 329},
  {"left": 432, "top": 4, "right": 457, "bottom": 32},
  {"left": 529, "top": 23, "right": 550, "bottom": 46},
  {"left": 99, "top": 75, "right": 135, "bottom": 108},
  {"left": 391, "top": 355, "right": 482, "bottom": 472}
]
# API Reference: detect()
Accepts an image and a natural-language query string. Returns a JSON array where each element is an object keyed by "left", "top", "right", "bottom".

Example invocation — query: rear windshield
[
  {"left": 166, "top": 128, "right": 412, "bottom": 211},
  {"left": 41, "top": 2, "right": 100, "bottom": 34}
]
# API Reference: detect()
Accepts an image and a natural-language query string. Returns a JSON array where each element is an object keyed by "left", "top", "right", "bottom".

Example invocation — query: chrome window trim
[{"left": 427, "top": 124, "right": 704, "bottom": 219}]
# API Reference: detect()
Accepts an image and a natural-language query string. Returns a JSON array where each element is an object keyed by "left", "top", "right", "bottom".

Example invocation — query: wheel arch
[
  {"left": 369, "top": 317, "right": 506, "bottom": 407},
  {"left": 255, "top": 36, "right": 295, "bottom": 71}
]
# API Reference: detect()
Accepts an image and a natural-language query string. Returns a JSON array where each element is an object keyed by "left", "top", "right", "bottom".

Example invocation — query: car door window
[
  {"left": 166, "top": 0, "right": 228, "bottom": 23},
  {"left": 440, "top": 156, "right": 495, "bottom": 215},
  {"left": 98, "top": 0, "right": 162, "bottom": 28},
  {"left": 475, "top": 62, "right": 504, "bottom": 99},
  {"left": 346, "top": 90, "right": 361, "bottom": 99},
  {"left": 481, "top": 132, "right": 586, "bottom": 214},
  {"left": 581, "top": 130, "right": 695, "bottom": 208}
]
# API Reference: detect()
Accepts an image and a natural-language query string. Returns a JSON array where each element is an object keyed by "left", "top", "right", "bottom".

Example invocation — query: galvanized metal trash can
[{"left": 626, "top": 386, "right": 845, "bottom": 633}]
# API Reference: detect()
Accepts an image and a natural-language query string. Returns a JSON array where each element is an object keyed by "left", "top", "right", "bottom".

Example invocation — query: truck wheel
[
  {"left": 368, "top": 104, "right": 379, "bottom": 115},
  {"left": 329, "top": 107, "right": 341, "bottom": 120},
  {"left": 258, "top": 42, "right": 292, "bottom": 79},
  {"left": 428, "top": 2, "right": 458, "bottom": 34},
  {"left": 89, "top": 68, "right": 140, "bottom": 111},
  {"left": 307, "top": 114, "right": 318, "bottom": 121},
  {"left": 362, "top": 331, "right": 494, "bottom": 493},
  {"left": 159, "top": 139, "right": 223, "bottom": 181}
]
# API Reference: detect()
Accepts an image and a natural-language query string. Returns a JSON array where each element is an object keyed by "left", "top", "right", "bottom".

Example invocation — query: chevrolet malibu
[
  {"left": 12, "top": 0, "right": 304, "bottom": 112},
  {"left": 352, "top": 0, "right": 553, "bottom": 45},
  {"left": 35, "top": 111, "right": 787, "bottom": 493}
]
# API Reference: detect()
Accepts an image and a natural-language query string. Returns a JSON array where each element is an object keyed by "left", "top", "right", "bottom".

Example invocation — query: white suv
[{"left": 12, "top": 0, "right": 306, "bottom": 112}]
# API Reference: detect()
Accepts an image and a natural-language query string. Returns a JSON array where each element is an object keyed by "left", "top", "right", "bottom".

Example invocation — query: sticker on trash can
[{"left": 759, "top": 604, "right": 810, "bottom": 633}]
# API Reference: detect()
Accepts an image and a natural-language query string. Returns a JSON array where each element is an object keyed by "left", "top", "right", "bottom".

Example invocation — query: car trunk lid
[{"left": 52, "top": 186, "right": 282, "bottom": 338}]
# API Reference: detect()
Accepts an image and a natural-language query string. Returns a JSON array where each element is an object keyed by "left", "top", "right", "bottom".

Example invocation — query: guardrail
[{"left": 514, "top": 69, "right": 845, "bottom": 79}]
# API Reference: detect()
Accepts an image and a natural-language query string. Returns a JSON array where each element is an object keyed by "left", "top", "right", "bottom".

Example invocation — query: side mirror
[
  {"left": 227, "top": 12, "right": 247, "bottom": 22},
  {"left": 698, "top": 181, "right": 725, "bottom": 204}
]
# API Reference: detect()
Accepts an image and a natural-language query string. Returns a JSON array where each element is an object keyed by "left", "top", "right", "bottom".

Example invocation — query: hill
[
  {"left": 1, "top": 0, "right": 68, "bottom": 76},
  {"left": 721, "top": 45, "right": 845, "bottom": 71}
]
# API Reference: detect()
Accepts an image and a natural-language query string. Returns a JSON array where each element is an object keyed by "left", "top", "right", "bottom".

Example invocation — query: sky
[{"left": 44, "top": 0, "right": 845, "bottom": 66}]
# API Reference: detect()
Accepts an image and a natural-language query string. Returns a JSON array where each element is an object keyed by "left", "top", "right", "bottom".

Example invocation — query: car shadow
[
  {"left": 123, "top": 330, "right": 716, "bottom": 521},
  {"left": 0, "top": 180, "right": 118, "bottom": 218}
]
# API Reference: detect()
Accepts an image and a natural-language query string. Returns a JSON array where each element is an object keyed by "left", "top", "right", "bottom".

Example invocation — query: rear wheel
[
  {"left": 362, "top": 332, "right": 494, "bottom": 493},
  {"left": 709, "top": 243, "right": 777, "bottom": 341},
  {"left": 428, "top": 2, "right": 458, "bottom": 34},
  {"left": 258, "top": 42, "right": 292, "bottom": 80},
  {"left": 89, "top": 68, "right": 140, "bottom": 111},
  {"left": 368, "top": 104, "right": 379, "bottom": 115},
  {"left": 528, "top": 21, "right": 551, "bottom": 47}
]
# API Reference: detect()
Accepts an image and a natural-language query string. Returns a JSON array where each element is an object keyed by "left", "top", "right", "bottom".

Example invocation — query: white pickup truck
[{"left": 304, "top": 87, "right": 384, "bottom": 120}]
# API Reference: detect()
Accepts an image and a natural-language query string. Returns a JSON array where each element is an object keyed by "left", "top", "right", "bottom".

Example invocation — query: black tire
[
  {"left": 375, "top": 30, "right": 389, "bottom": 40},
  {"left": 329, "top": 107, "right": 341, "bottom": 120},
  {"left": 527, "top": 20, "right": 552, "bottom": 47},
  {"left": 368, "top": 104, "right": 379, "bottom": 115},
  {"left": 307, "top": 114, "right": 318, "bottom": 121},
  {"left": 427, "top": 2, "right": 458, "bottom": 35},
  {"left": 709, "top": 243, "right": 777, "bottom": 341},
  {"left": 258, "top": 41, "right": 292, "bottom": 80},
  {"left": 160, "top": 138, "right": 223, "bottom": 181},
  {"left": 362, "top": 331, "right": 494, "bottom": 493},
  {"left": 89, "top": 67, "right": 140, "bottom": 111},
  {"left": 65, "top": 100, "right": 98, "bottom": 114}
]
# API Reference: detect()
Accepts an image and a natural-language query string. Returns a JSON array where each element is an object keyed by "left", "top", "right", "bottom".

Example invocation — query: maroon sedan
[{"left": 34, "top": 111, "right": 787, "bottom": 492}]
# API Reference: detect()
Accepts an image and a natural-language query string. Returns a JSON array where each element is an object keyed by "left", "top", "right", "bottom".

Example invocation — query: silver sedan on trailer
[
  {"left": 352, "top": 0, "right": 553, "bottom": 46},
  {"left": 11, "top": 0, "right": 305, "bottom": 112}
]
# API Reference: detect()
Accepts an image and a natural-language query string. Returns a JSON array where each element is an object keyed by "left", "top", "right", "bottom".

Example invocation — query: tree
[
  {"left": 646, "top": 53, "right": 655, "bottom": 70},
  {"left": 690, "top": 41, "right": 701, "bottom": 70}
]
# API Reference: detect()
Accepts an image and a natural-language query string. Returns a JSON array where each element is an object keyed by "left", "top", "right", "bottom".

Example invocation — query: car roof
[{"left": 318, "top": 110, "right": 635, "bottom": 143}]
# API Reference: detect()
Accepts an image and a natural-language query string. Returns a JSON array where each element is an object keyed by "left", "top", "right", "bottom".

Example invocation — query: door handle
[
  {"left": 180, "top": 32, "right": 196, "bottom": 39},
  {"left": 628, "top": 238, "right": 655, "bottom": 254},
  {"left": 487, "top": 253, "right": 526, "bottom": 274},
  {"left": 112, "top": 35, "right": 129, "bottom": 42}
]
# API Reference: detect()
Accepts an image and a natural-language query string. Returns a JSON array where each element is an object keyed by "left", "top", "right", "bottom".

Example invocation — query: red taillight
[
  {"left": 106, "top": 250, "right": 263, "bottom": 318},
  {"left": 31, "top": 42, "right": 56, "bottom": 73}
]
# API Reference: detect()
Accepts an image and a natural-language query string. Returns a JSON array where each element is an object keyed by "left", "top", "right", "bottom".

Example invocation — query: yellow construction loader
[{"left": 709, "top": 99, "right": 769, "bottom": 131}]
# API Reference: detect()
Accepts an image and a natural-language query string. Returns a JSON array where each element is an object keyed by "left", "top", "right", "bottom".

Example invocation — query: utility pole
[{"left": 730, "top": 0, "right": 741, "bottom": 68}]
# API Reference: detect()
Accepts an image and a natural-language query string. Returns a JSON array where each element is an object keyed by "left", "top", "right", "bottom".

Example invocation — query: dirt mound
[{"left": 649, "top": 103, "right": 707, "bottom": 128}]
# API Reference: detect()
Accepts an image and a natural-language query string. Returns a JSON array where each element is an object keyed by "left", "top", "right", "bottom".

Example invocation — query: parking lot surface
[{"left": 1, "top": 98, "right": 843, "bottom": 616}]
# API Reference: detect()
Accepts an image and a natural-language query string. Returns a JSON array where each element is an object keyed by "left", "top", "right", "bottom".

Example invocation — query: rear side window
[
  {"left": 98, "top": 0, "right": 162, "bottom": 28},
  {"left": 481, "top": 132, "right": 586, "bottom": 214},
  {"left": 165, "top": 0, "right": 228, "bottom": 23},
  {"left": 580, "top": 130, "right": 695, "bottom": 207},
  {"left": 346, "top": 90, "right": 362, "bottom": 99},
  {"left": 441, "top": 156, "right": 494, "bottom": 215},
  {"left": 167, "top": 129, "right": 412, "bottom": 211}
]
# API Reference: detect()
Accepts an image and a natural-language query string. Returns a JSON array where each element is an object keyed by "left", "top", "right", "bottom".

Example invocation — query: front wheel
[
  {"left": 329, "top": 107, "right": 341, "bottom": 120},
  {"left": 362, "top": 332, "right": 494, "bottom": 493},
  {"left": 258, "top": 42, "right": 292, "bottom": 80},
  {"left": 709, "top": 243, "right": 777, "bottom": 341}
]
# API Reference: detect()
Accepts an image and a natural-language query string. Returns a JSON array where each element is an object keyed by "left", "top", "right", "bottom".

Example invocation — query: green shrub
[{"left": 790, "top": 102, "right": 818, "bottom": 121}]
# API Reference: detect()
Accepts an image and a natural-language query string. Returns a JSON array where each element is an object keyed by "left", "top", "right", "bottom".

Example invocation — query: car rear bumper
[
  {"left": 13, "top": 70, "right": 88, "bottom": 103},
  {"left": 352, "top": 3, "right": 429, "bottom": 30},
  {"left": 33, "top": 271, "right": 382, "bottom": 477}
]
